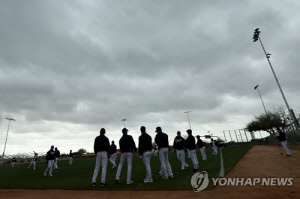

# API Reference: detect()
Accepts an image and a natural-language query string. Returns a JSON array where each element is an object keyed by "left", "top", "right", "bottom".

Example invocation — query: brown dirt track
[{"left": 1, "top": 145, "right": 299, "bottom": 199}]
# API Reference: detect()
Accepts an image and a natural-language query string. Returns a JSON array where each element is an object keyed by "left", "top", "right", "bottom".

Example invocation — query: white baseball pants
[
  {"left": 53, "top": 158, "right": 59, "bottom": 170},
  {"left": 200, "top": 146, "right": 207, "bottom": 160},
  {"left": 281, "top": 141, "right": 291, "bottom": 155},
  {"left": 159, "top": 147, "right": 173, "bottom": 177},
  {"left": 176, "top": 149, "right": 188, "bottom": 169},
  {"left": 189, "top": 149, "right": 199, "bottom": 170},
  {"left": 109, "top": 153, "right": 117, "bottom": 168},
  {"left": 69, "top": 157, "right": 73, "bottom": 165},
  {"left": 28, "top": 160, "right": 36, "bottom": 170},
  {"left": 116, "top": 152, "right": 132, "bottom": 183},
  {"left": 92, "top": 151, "right": 108, "bottom": 184},
  {"left": 142, "top": 151, "right": 152, "bottom": 180},
  {"left": 45, "top": 160, "right": 54, "bottom": 175}
]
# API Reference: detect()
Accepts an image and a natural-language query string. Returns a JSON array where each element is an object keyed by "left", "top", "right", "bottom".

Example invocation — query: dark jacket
[
  {"left": 54, "top": 150, "right": 60, "bottom": 158},
  {"left": 173, "top": 136, "right": 185, "bottom": 150},
  {"left": 94, "top": 134, "right": 110, "bottom": 154},
  {"left": 12, "top": 157, "right": 17, "bottom": 162},
  {"left": 46, "top": 149, "right": 55, "bottom": 160},
  {"left": 196, "top": 138, "right": 204, "bottom": 148},
  {"left": 277, "top": 130, "right": 287, "bottom": 142},
  {"left": 119, "top": 134, "right": 137, "bottom": 153},
  {"left": 155, "top": 132, "right": 169, "bottom": 149},
  {"left": 110, "top": 143, "right": 117, "bottom": 154},
  {"left": 186, "top": 134, "right": 196, "bottom": 150},
  {"left": 69, "top": 152, "right": 73, "bottom": 157},
  {"left": 138, "top": 132, "right": 153, "bottom": 155}
]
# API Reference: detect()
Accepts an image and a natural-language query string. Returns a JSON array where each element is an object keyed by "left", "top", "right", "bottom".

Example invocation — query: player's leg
[
  {"left": 92, "top": 152, "right": 101, "bottom": 185},
  {"left": 164, "top": 149, "right": 173, "bottom": 177},
  {"left": 281, "top": 141, "right": 291, "bottom": 156},
  {"left": 126, "top": 153, "right": 133, "bottom": 184},
  {"left": 116, "top": 153, "right": 126, "bottom": 181},
  {"left": 143, "top": 151, "right": 152, "bottom": 182},
  {"left": 33, "top": 161, "right": 36, "bottom": 170},
  {"left": 159, "top": 149, "right": 167, "bottom": 178},
  {"left": 101, "top": 152, "right": 108, "bottom": 185},
  {"left": 49, "top": 160, "right": 53, "bottom": 176}
]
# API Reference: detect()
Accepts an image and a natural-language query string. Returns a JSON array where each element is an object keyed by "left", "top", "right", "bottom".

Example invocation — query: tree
[
  {"left": 77, "top": 148, "right": 87, "bottom": 154},
  {"left": 246, "top": 107, "right": 290, "bottom": 134}
]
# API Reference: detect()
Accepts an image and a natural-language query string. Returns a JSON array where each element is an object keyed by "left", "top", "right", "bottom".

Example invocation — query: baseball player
[
  {"left": 27, "top": 151, "right": 38, "bottom": 170},
  {"left": 12, "top": 156, "right": 17, "bottom": 168},
  {"left": 138, "top": 126, "right": 153, "bottom": 183},
  {"left": 53, "top": 147, "right": 60, "bottom": 172},
  {"left": 115, "top": 128, "right": 137, "bottom": 185},
  {"left": 186, "top": 129, "right": 199, "bottom": 172},
  {"left": 44, "top": 145, "right": 55, "bottom": 176},
  {"left": 109, "top": 141, "right": 117, "bottom": 169},
  {"left": 196, "top": 135, "right": 207, "bottom": 161},
  {"left": 92, "top": 128, "right": 110, "bottom": 187},
  {"left": 155, "top": 126, "right": 174, "bottom": 179},
  {"left": 173, "top": 131, "right": 189, "bottom": 170},
  {"left": 69, "top": 150, "right": 73, "bottom": 165},
  {"left": 276, "top": 127, "right": 291, "bottom": 157},
  {"left": 211, "top": 138, "right": 218, "bottom": 155}
]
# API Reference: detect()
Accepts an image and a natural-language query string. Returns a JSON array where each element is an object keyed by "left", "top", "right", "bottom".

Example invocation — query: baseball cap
[
  {"left": 177, "top": 131, "right": 181, "bottom": 134},
  {"left": 122, "top": 128, "right": 128, "bottom": 133},
  {"left": 155, "top": 127, "right": 162, "bottom": 132},
  {"left": 196, "top": 135, "right": 200, "bottom": 138},
  {"left": 186, "top": 129, "right": 192, "bottom": 133},
  {"left": 51, "top": 145, "right": 54, "bottom": 148}
]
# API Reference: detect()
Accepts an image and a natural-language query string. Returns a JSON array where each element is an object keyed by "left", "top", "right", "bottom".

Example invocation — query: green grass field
[{"left": 0, "top": 146, "right": 252, "bottom": 190}]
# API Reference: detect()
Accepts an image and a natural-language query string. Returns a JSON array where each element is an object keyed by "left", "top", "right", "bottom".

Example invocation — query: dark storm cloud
[{"left": 1, "top": 0, "right": 300, "bottom": 153}]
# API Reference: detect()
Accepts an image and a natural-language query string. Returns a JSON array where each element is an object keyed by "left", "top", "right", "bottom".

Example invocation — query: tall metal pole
[
  {"left": 184, "top": 111, "right": 192, "bottom": 130},
  {"left": 2, "top": 118, "right": 15, "bottom": 159},
  {"left": 253, "top": 28, "right": 299, "bottom": 132},
  {"left": 254, "top": 85, "right": 268, "bottom": 115}
]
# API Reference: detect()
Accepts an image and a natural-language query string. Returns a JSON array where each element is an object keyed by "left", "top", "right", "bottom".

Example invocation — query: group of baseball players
[{"left": 91, "top": 126, "right": 218, "bottom": 187}]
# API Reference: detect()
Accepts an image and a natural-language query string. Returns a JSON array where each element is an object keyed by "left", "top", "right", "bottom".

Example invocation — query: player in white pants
[
  {"left": 138, "top": 126, "right": 153, "bottom": 183},
  {"left": 276, "top": 127, "right": 291, "bottom": 157},
  {"left": 173, "top": 131, "right": 188, "bottom": 170},
  {"left": 92, "top": 128, "right": 110, "bottom": 186},
  {"left": 187, "top": 149, "right": 191, "bottom": 159},
  {"left": 28, "top": 152, "right": 38, "bottom": 170},
  {"left": 115, "top": 128, "right": 137, "bottom": 184},
  {"left": 53, "top": 147, "right": 60, "bottom": 171},
  {"left": 153, "top": 145, "right": 158, "bottom": 156},
  {"left": 186, "top": 129, "right": 199, "bottom": 172},
  {"left": 196, "top": 135, "right": 207, "bottom": 161},
  {"left": 155, "top": 127, "right": 173, "bottom": 179},
  {"left": 69, "top": 150, "right": 73, "bottom": 165},
  {"left": 44, "top": 146, "right": 55, "bottom": 176},
  {"left": 211, "top": 139, "right": 218, "bottom": 155},
  {"left": 12, "top": 157, "right": 17, "bottom": 168},
  {"left": 109, "top": 141, "right": 117, "bottom": 169}
]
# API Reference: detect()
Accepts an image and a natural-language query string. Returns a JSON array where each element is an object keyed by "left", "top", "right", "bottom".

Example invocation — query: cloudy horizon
[{"left": 1, "top": 0, "right": 300, "bottom": 155}]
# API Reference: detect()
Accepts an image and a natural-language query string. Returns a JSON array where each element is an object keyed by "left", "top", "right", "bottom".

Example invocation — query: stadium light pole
[
  {"left": 253, "top": 28, "right": 300, "bottom": 132},
  {"left": 184, "top": 111, "right": 192, "bottom": 130},
  {"left": 2, "top": 118, "right": 15, "bottom": 159},
  {"left": 254, "top": 85, "right": 268, "bottom": 115},
  {"left": 121, "top": 119, "right": 126, "bottom": 128}
]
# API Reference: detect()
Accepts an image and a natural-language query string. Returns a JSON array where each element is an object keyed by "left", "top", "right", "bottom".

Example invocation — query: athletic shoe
[
  {"left": 92, "top": 182, "right": 96, "bottom": 187},
  {"left": 100, "top": 183, "right": 108, "bottom": 186},
  {"left": 44, "top": 171, "right": 47, "bottom": 176},
  {"left": 144, "top": 179, "right": 153, "bottom": 183},
  {"left": 126, "top": 181, "right": 133, "bottom": 185},
  {"left": 287, "top": 154, "right": 292, "bottom": 157},
  {"left": 193, "top": 169, "right": 199, "bottom": 173},
  {"left": 169, "top": 175, "right": 174, "bottom": 178},
  {"left": 161, "top": 176, "right": 169, "bottom": 179},
  {"left": 158, "top": 172, "right": 163, "bottom": 176},
  {"left": 115, "top": 179, "right": 120, "bottom": 184},
  {"left": 49, "top": 174, "right": 53, "bottom": 177}
]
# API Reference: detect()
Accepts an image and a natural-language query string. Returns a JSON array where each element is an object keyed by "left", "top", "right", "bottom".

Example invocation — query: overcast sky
[{"left": 1, "top": 0, "right": 300, "bottom": 155}]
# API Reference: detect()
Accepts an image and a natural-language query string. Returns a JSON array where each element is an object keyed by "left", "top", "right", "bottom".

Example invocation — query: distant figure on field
[
  {"left": 153, "top": 144, "right": 158, "bottom": 156},
  {"left": 173, "top": 131, "right": 188, "bottom": 170},
  {"left": 211, "top": 138, "right": 218, "bottom": 155},
  {"left": 109, "top": 141, "right": 117, "bottom": 169},
  {"left": 92, "top": 128, "right": 110, "bottom": 187},
  {"left": 69, "top": 150, "right": 73, "bottom": 165},
  {"left": 155, "top": 127, "right": 173, "bottom": 179},
  {"left": 44, "top": 146, "right": 55, "bottom": 176},
  {"left": 28, "top": 151, "right": 38, "bottom": 170},
  {"left": 196, "top": 135, "right": 207, "bottom": 161},
  {"left": 276, "top": 127, "right": 291, "bottom": 157},
  {"left": 12, "top": 156, "right": 17, "bottom": 168},
  {"left": 138, "top": 126, "right": 153, "bottom": 183},
  {"left": 53, "top": 147, "right": 60, "bottom": 172},
  {"left": 186, "top": 129, "right": 199, "bottom": 172},
  {"left": 115, "top": 128, "right": 137, "bottom": 185}
]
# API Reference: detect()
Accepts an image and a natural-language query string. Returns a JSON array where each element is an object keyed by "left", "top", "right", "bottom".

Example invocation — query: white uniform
[
  {"left": 212, "top": 140, "right": 218, "bottom": 155},
  {"left": 142, "top": 151, "right": 152, "bottom": 181},
  {"left": 188, "top": 149, "right": 199, "bottom": 170},
  {"left": 159, "top": 148, "right": 173, "bottom": 178},
  {"left": 44, "top": 160, "right": 54, "bottom": 176},
  {"left": 109, "top": 153, "right": 117, "bottom": 168},
  {"left": 116, "top": 152, "right": 133, "bottom": 183},
  {"left": 200, "top": 146, "right": 207, "bottom": 161},
  {"left": 28, "top": 156, "right": 37, "bottom": 170},
  {"left": 176, "top": 149, "right": 189, "bottom": 169},
  {"left": 92, "top": 151, "right": 108, "bottom": 184}
]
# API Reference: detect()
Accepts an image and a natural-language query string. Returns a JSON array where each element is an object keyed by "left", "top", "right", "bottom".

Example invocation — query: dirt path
[{"left": 1, "top": 145, "right": 299, "bottom": 199}]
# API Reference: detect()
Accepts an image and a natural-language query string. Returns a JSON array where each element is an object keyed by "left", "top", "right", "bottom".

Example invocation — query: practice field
[{"left": 0, "top": 146, "right": 251, "bottom": 190}]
